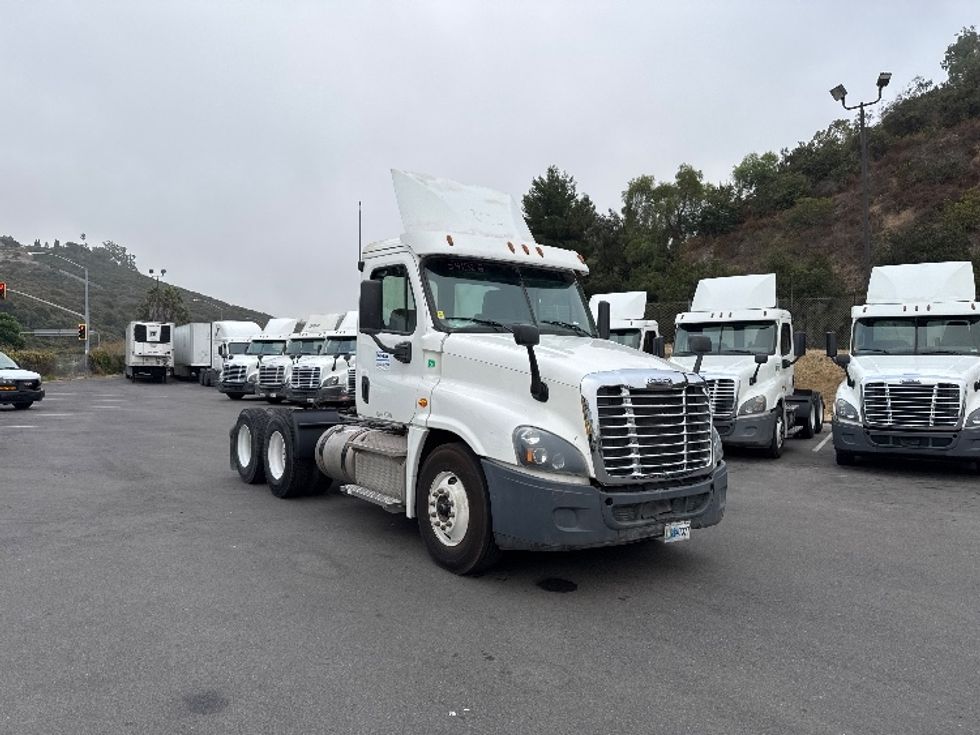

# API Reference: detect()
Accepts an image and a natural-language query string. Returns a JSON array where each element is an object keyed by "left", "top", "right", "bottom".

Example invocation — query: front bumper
[
  {"left": 482, "top": 460, "right": 727, "bottom": 551},
  {"left": 0, "top": 385, "right": 45, "bottom": 404},
  {"left": 714, "top": 410, "right": 777, "bottom": 448},
  {"left": 285, "top": 384, "right": 353, "bottom": 406},
  {"left": 218, "top": 381, "right": 255, "bottom": 395},
  {"left": 256, "top": 384, "right": 288, "bottom": 399},
  {"left": 833, "top": 419, "right": 980, "bottom": 461}
]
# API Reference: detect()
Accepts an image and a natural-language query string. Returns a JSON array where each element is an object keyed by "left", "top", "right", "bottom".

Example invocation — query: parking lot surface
[{"left": 2, "top": 377, "right": 979, "bottom": 734}]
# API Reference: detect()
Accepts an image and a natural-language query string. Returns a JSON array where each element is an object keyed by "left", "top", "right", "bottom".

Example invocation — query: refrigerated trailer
[{"left": 125, "top": 321, "right": 174, "bottom": 383}]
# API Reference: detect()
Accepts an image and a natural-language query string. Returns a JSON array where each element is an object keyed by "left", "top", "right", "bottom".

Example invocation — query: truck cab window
[
  {"left": 780, "top": 323, "right": 792, "bottom": 356},
  {"left": 373, "top": 265, "right": 416, "bottom": 333}
]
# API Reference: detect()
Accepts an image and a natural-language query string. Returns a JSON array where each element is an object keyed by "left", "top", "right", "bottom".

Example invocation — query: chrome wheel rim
[
  {"left": 268, "top": 431, "right": 286, "bottom": 481},
  {"left": 237, "top": 424, "right": 252, "bottom": 468},
  {"left": 427, "top": 471, "right": 470, "bottom": 547},
  {"left": 776, "top": 415, "right": 784, "bottom": 449}
]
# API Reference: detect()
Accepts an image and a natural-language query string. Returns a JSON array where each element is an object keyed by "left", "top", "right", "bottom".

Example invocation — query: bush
[
  {"left": 89, "top": 342, "right": 125, "bottom": 375},
  {"left": 7, "top": 349, "right": 58, "bottom": 376},
  {"left": 784, "top": 197, "right": 835, "bottom": 231}
]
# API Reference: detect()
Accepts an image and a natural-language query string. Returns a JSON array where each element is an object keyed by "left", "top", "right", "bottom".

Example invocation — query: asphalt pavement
[{"left": 2, "top": 377, "right": 978, "bottom": 734}]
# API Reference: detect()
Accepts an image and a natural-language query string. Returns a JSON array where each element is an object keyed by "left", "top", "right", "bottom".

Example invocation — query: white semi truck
[
  {"left": 218, "top": 318, "right": 297, "bottom": 400},
  {"left": 125, "top": 321, "right": 175, "bottom": 383},
  {"left": 826, "top": 261, "right": 980, "bottom": 469},
  {"left": 256, "top": 314, "right": 339, "bottom": 403},
  {"left": 672, "top": 274, "right": 823, "bottom": 458},
  {"left": 286, "top": 310, "right": 358, "bottom": 407},
  {"left": 589, "top": 292, "right": 660, "bottom": 354},
  {"left": 229, "top": 170, "right": 728, "bottom": 574},
  {"left": 201, "top": 320, "right": 262, "bottom": 387}
]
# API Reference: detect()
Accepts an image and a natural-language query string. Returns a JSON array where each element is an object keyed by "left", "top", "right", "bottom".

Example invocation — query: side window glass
[
  {"left": 780, "top": 323, "right": 792, "bottom": 355},
  {"left": 373, "top": 265, "right": 417, "bottom": 334}
]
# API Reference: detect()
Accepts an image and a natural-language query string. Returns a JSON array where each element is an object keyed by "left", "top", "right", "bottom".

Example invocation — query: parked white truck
[
  {"left": 286, "top": 310, "right": 358, "bottom": 407},
  {"left": 125, "top": 321, "right": 175, "bottom": 382},
  {"left": 256, "top": 314, "right": 338, "bottom": 404},
  {"left": 201, "top": 320, "right": 262, "bottom": 387},
  {"left": 229, "top": 170, "right": 728, "bottom": 574},
  {"left": 589, "top": 292, "right": 660, "bottom": 354},
  {"left": 826, "top": 261, "right": 980, "bottom": 469},
  {"left": 671, "top": 274, "right": 823, "bottom": 457},
  {"left": 218, "top": 318, "right": 297, "bottom": 400},
  {"left": 173, "top": 322, "right": 211, "bottom": 381}
]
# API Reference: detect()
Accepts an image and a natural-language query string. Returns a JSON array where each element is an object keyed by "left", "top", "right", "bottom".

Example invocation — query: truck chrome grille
[
  {"left": 223, "top": 365, "right": 247, "bottom": 384},
  {"left": 348, "top": 367, "right": 356, "bottom": 395},
  {"left": 704, "top": 378, "right": 736, "bottom": 417},
  {"left": 862, "top": 382, "right": 962, "bottom": 429},
  {"left": 596, "top": 384, "right": 713, "bottom": 480},
  {"left": 258, "top": 364, "right": 286, "bottom": 388},
  {"left": 291, "top": 366, "right": 320, "bottom": 390}
]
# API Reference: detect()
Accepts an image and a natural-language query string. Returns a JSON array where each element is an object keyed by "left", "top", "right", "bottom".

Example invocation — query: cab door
[
  {"left": 356, "top": 259, "right": 426, "bottom": 424},
  {"left": 778, "top": 321, "right": 794, "bottom": 399}
]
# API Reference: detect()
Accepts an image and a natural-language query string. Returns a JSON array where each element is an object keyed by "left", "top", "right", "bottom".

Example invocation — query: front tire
[
  {"left": 227, "top": 392, "right": 245, "bottom": 400},
  {"left": 836, "top": 449, "right": 857, "bottom": 466},
  {"left": 416, "top": 443, "right": 500, "bottom": 575},
  {"left": 765, "top": 408, "right": 785, "bottom": 459},
  {"left": 263, "top": 413, "right": 319, "bottom": 498},
  {"left": 230, "top": 408, "right": 270, "bottom": 484},
  {"left": 12, "top": 401, "right": 33, "bottom": 410}
]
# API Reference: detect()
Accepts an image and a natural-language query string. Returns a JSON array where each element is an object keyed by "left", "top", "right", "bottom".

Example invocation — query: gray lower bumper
[
  {"left": 256, "top": 384, "right": 287, "bottom": 399},
  {"left": 218, "top": 382, "right": 254, "bottom": 395},
  {"left": 833, "top": 420, "right": 980, "bottom": 461},
  {"left": 0, "top": 387, "right": 44, "bottom": 404},
  {"left": 481, "top": 460, "right": 728, "bottom": 551},
  {"left": 285, "top": 385, "right": 353, "bottom": 406},
  {"left": 715, "top": 410, "right": 776, "bottom": 448}
]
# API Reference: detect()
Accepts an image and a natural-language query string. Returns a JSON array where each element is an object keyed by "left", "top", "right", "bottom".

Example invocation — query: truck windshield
[
  {"left": 609, "top": 329, "right": 641, "bottom": 350},
  {"left": 422, "top": 257, "right": 595, "bottom": 336},
  {"left": 323, "top": 337, "right": 356, "bottom": 355},
  {"left": 287, "top": 339, "right": 323, "bottom": 356},
  {"left": 228, "top": 342, "right": 249, "bottom": 355},
  {"left": 675, "top": 321, "right": 777, "bottom": 356},
  {"left": 854, "top": 316, "right": 980, "bottom": 355},
  {"left": 0, "top": 351, "right": 18, "bottom": 370},
  {"left": 246, "top": 340, "right": 286, "bottom": 355}
]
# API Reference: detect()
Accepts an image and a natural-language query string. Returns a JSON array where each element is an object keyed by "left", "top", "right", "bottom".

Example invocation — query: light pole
[
  {"left": 148, "top": 268, "right": 167, "bottom": 282},
  {"left": 830, "top": 71, "right": 892, "bottom": 282},
  {"left": 28, "top": 250, "right": 90, "bottom": 365}
]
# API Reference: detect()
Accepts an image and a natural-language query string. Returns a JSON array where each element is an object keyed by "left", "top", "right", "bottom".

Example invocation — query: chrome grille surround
[
  {"left": 259, "top": 364, "right": 286, "bottom": 388},
  {"left": 582, "top": 369, "right": 714, "bottom": 485},
  {"left": 703, "top": 377, "right": 737, "bottom": 417},
  {"left": 347, "top": 367, "right": 356, "bottom": 395},
  {"left": 223, "top": 364, "right": 247, "bottom": 384},
  {"left": 862, "top": 380, "right": 963, "bottom": 429},
  {"left": 291, "top": 366, "right": 321, "bottom": 390}
]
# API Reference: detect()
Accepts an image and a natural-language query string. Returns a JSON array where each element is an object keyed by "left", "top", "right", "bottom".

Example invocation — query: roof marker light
[
  {"left": 535, "top": 246, "right": 544, "bottom": 257},
  {"left": 576, "top": 252, "right": 586, "bottom": 264},
  {"left": 507, "top": 241, "right": 515, "bottom": 253},
  {"left": 521, "top": 244, "right": 530, "bottom": 254},
  {"left": 446, "top": 235, "right": 454, "bottom": 246}
]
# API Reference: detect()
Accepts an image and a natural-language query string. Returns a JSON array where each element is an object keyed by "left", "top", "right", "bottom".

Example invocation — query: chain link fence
[{"left": 647, "top": 294, "right": 862, "bottom": 346}]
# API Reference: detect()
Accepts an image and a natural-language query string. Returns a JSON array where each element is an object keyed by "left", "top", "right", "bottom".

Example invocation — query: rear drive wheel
[
  {"left": 765, "top": 408, "right": 785, "bottom": 459},
  {"left": 263, "top": 413, "right": 319, "bottom": 498},
  {"left": 798, "top": 402, "right": 816, "bottom": 440},
  {"left": 416, "top": 443, "right": 500, "bottom": 575},
  {"left": 12, "top": 402, "right": 33, "bottom": 410},
  {"left": 230, "top": 408, "right": 270, "bottom": 484},
  {"left": 814, "top": 396, "right": 825, "bottom": 434},
  {"left": 836, "top": 450, "right": 857, "bottom": 466}
]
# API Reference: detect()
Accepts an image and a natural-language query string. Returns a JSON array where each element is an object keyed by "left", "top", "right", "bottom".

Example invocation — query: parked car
[{"left": 0, "top": 351, "right": 45, "bottom": 410}]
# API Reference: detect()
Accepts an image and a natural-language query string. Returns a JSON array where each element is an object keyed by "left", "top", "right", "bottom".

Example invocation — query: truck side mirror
[
  {"left": 825, "top": 332, "right": 838, "bottom": 358},
  {"left": 512, "top": 324, "right": 540, "bottom": 347},
  {"left": 597, "top": 301, "right": 610, "bottom": 340},
  {"left": 750, "top": 352, "right": 768, "bottom": 385},
  {"left": 218, "top": 345, "right": 226, "bottom": 358},
  {"left": 512, "top": 325, "right": 547, "bottom": 402},
  {"left": 794, "top": 332, "right": 807, "bottom": 358},
  {"left": 654, "top": 335, "right": 666, "bottom": 359},
  {"left": 359, "top": 279, "right": 384, "bottom": 334},
  {"left": 754, "top": 353, "right": 768, "bottom": 365},
  {"left": 689, "top": 335, "right": 711, "bottom": 374}
]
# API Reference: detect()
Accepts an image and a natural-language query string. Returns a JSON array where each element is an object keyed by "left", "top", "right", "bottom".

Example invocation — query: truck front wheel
[
  {"left": 416, "top": 443, "right": 499, "bottom": 575},
  {"left": 765, "top": 407, "right": 785, "bottom": 459}
]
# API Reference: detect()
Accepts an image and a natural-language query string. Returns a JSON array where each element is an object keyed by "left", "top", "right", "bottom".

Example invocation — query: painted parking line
[
  {"left": 813, "top": 433, "right": 834, "bottom": 453},
  {"left": 34, "top": 413, "right": 76, "bottom": 417},
  {"left": 91, "top": 405, "right": 126, "bottom": 409},
  {"left": 0, "top": 425, "right": 38, "bottom": 429}
]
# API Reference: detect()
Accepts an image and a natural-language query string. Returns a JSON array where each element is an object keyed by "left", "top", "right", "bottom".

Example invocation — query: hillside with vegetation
[
  {"left": 522, "top": 27, "right": 980, "bottom": 302},
  {"left": 0, "top": 237, "right": 270, "bottom": 351}
]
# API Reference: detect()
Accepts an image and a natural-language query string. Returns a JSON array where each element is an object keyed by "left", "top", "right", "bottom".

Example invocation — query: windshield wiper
[
  {"left": 541, "top": 319, "right": 590, "bottom": 336},
  {"left": 855, "top": 348, "right": 892, "bottom": 354},
  {"left": 919, "top": 349, "right": 965, "bottom": 355},
  {"left": 442, "top": 316, "right": 513, "bottom": 333},
  {"left": 720, "top": 349, "right": 753, "bottom": 354}
]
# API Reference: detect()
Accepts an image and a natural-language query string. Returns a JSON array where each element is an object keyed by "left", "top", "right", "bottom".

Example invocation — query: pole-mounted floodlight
[
  {"left": 829, "top": 84, "right": 847, "bottom": 102},
  {"left": 876, "top": 71, "right": 892, "bottom": 89}
]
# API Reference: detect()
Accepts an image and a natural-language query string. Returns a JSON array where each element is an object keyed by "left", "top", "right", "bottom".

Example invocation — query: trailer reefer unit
[{"left": 125, "top": 321, "right": 175, "bottom": 383}]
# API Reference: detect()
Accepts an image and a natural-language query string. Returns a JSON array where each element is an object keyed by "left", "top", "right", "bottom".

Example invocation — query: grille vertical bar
[{"left": 704, "top": 378, "right": 736, "bottom": 417}]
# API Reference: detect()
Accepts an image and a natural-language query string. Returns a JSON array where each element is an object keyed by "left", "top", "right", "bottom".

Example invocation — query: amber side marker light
[{"left": 446, "top": 235, "right": 454, "bottom": 246}]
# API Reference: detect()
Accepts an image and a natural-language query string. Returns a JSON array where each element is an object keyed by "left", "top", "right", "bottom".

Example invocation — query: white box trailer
[
  {"left": 125, "top": 321, "right": 175, "bottom": 383},
  {"left": 173, "top": 322, "right": 212, "bottom": 380}
]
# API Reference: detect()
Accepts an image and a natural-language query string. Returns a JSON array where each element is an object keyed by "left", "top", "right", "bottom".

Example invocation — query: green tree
[
  {"left": 137, "top": 284, "right": 189, "bottom": 324},
  {"left": 0, "top": 313, "right": 26, "bottom": 349},
  {"left": 522, "top": 165, "right": 598, "bottom": 253},
  {"left": 942, "top": 26, "right": 980, "bottom": 86},
  {"left": 94, "top": 240, "right": 138, "bottom": 271}
]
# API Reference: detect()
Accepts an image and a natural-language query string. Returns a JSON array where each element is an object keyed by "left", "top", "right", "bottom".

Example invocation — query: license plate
[{"left": 664, "top": 521, "right": 691, "bottom": 543}]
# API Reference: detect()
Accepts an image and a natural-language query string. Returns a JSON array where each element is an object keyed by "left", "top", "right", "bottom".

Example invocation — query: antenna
[{"left": 357, "top": 200, "right": 364, "bottom": 272}]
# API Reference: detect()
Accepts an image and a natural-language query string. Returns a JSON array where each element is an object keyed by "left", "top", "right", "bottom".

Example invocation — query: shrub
[
  {"left": 89, "top": 342, "right": 126, "bottom": 374},
  {"left": 785, "top": 197, "right": 835, "bottom": 232},
  {"left": 7, "top": 349, "right": 58, "bottom": 376}
]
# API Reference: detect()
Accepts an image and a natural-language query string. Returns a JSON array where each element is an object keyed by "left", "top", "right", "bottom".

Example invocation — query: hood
[
  {"left": 295, "top": 354, "right": 354, "bottom": 370},
  {"left": 671, "top": 354, "right": 762, "bottom": 380},
  {"left": 0, "top": 367, "right": 41, "bottom": 381},
  {"left": 262, "top": 355, "right": 294, "bottom": 368},
  {"left": 225, "top": 355, "right": 259, "bottom": 368},
  {"left": 850, "top": 354, "right": 980, "bottom": 384},
  {"left": 443, "top": 333, "right": 680, "bottom": 387}
]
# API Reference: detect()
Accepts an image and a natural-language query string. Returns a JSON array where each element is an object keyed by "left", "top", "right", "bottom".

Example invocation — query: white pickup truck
[
  {"left": 228, "top": 170, "right": 728, "bottom": 574},
  {"left": 671, "top": 274, "right": 823, "bottom": 457},
  {"left": 0, "top": 350, "right": 45, "bottom": 410},
  {"left": 827, "top": 261, "right": 980, "bottom": 469}
]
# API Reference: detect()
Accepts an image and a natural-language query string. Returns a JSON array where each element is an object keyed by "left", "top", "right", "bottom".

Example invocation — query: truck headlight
[
  {"left": 835, "top": 398, "right": 859, "bottom": 422},
  {"left": 738, "top": 395, "right": 766, "bottom": 415},
  {"left": 322, "top": 375, "right": 340, "bottom": 387},
  {"left": 513, "top": 426, "right": 589, "bottom": 477},
  {"left": 711, "top": 426, "right": 724, "bottom": 464},
  {"left": 966, "top": 408, "right": 980, "bottom": 427}
]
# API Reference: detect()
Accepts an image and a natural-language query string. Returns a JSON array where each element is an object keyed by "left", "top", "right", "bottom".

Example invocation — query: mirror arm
[
  {"left": 693, "top": 354, "right": 704, "bottom": 374},
  {"left": 749, "top": 364, "right": 761, "bottom": 386},
  {"left": 524, "top": 345, "right": 549, "bottom": 402},
  {"left": 365, "top": 332, "right": 412, "bottom": 364}
]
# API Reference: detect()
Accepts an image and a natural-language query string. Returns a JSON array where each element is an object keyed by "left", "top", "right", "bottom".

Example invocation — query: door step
[{"left": 340, "top": 484, "right": 405, "bottom": 513}]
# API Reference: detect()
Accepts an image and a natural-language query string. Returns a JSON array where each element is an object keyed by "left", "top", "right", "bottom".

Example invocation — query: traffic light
[
  {"left": 0, "top": 281, "right": 6, "bottom": 300},
  {"left": 78, "top": 323, "right": 87, "bottom": 341}
]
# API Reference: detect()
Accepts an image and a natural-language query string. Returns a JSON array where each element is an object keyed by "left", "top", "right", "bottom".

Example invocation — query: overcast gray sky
[{"left": 1, "top": 1, "right": 975, "bottom": 317}]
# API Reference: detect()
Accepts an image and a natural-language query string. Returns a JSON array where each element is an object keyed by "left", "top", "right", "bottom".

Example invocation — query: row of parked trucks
[{"left": 223, "top": 171, "right": 979, "bottom": 575}]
